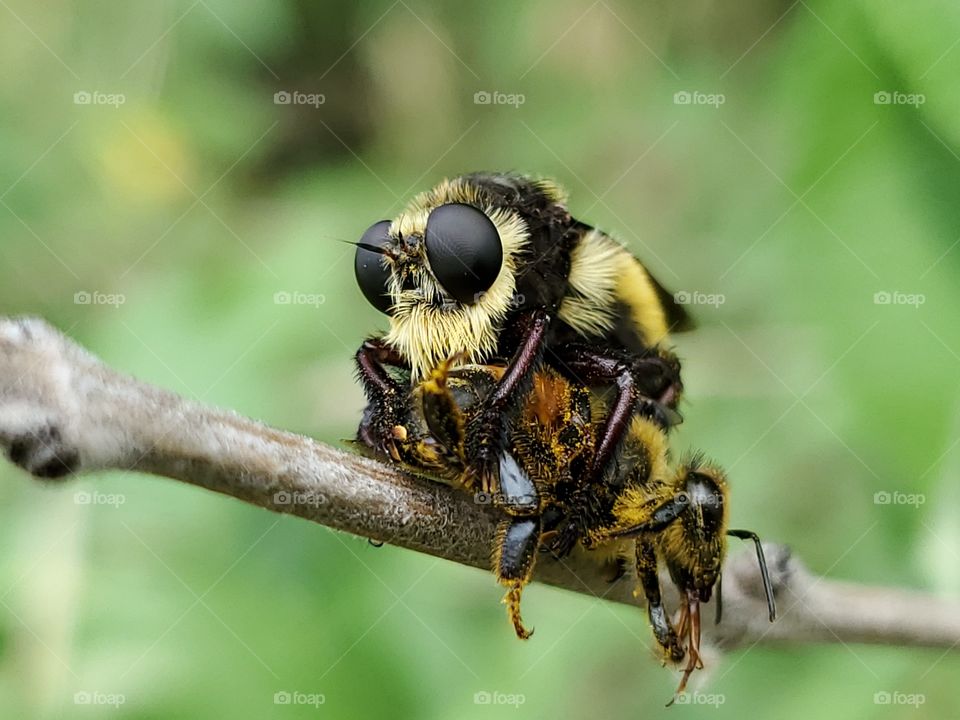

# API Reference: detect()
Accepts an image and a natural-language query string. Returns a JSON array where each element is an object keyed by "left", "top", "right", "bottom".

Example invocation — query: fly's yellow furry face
[{"left": 383, "top": 178, "right": 531, "bottom": 379}]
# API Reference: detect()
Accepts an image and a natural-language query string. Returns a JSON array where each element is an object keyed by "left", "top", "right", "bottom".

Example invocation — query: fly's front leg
[
  {"left": 355, "top": 337, "right": 409, "bottom": 459},
  {"left": 464, "top": 308, "right": 550, "bottom": 493}
]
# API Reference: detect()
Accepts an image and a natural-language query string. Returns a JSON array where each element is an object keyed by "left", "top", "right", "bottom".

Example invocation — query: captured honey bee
[
  {"left": 354, "top": 172, "right": 688, "bottom": 495},
  {"left": 366, "top": 356, "right": 776, "bottom": 699}
]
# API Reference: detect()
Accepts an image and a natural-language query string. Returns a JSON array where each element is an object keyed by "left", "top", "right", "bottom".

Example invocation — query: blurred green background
[{"left": 2, "top": 1, "right": 959, "bottom": 717}]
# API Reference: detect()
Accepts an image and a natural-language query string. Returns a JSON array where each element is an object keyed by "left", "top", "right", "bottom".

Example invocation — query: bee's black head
[
  {"left": 682, "top": 469, "right": 726, "bottom": 536},
  {"left": 659, "top": 460, "right": 729, "bottom": 601}
]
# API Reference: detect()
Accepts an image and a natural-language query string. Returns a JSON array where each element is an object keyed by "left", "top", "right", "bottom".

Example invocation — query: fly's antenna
[
  {"left": 350, "top": 241, "right": 387, "bottom": 255},
  {"left": 727, "top": 528, "right": 777, "bottom": 622}
]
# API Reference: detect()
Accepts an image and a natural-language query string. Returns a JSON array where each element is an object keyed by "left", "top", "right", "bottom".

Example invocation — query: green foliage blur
[{"left": 1, "top": 1, "right": 959, "bottom": 717}]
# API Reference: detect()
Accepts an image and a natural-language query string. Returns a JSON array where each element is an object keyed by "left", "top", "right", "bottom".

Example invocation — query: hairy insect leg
[
  {"left": 355, "top": 337, "right": 410, "bottom": 457},
  {"left": 636, "top": 538, "right": 684, "bottom": 663},
  {"left": 493, "top": 516, "right": 543, "bottom": 640},
  {"left": 553, "top": 345, "right": 682, "bottom": 486},
  {"left": 667, "top": 590, "right": 704, "bottom": 705},
  {"left": 417, "top": 357, "right": 468, "bottom": 466},
  {"left": 465, "top": 308, "right": 550, "bottom": 492}
]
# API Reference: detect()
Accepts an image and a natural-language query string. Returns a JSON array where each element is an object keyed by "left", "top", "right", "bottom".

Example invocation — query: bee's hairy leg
[
  {"left": 670, "top": 590, "right": 703, "bottom": 703},
  {"left": 636, "top": 538, "right": 685, "bottom": 663},
  {"left": 494, "top": 515, "right": 542, "bottom": 640},
  {"left": 354, "top": 337, "right": 409, "bottom": 457},
  {"left": 552, "top": 345, "right": 681, "bottom": 484},
  {"left": 419, "top": 359, "right": 467, "bottom": 464},
  {"left": 465, "top": 308, "right": 550, "bottom": 492}
]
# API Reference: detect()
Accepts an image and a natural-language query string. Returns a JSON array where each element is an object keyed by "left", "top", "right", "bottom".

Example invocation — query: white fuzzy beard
[{"left": 386, "top": 299, "right": 503, "bottom": 381}]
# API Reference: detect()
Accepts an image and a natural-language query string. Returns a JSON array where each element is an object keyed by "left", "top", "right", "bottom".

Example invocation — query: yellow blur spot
[{"left": 97, "top": 113, "right": 192, "bottom": 202}]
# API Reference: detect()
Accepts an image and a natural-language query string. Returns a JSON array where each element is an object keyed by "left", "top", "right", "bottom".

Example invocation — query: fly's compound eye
[
  {"left": 424, "top": 203, "right": 503, "bottom": 304},
  {"left": 355, "top": 220, "right": 394, "bottom": 314}
]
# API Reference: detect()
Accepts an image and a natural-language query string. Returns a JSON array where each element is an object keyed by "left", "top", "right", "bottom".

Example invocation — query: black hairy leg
[
  {"left": 354, "top": 337, "right": 410, "bottom": 458},
  {"left": 463, "top": 308, "right": 550, "bottom": 493},
  {"left": 636, "top": 538, "right": 685, "bottom": 663}
]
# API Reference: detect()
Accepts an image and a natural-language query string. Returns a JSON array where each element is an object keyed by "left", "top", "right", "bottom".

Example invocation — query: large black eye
[
  {"left": 686, "top": 472, "right": 724, "bottom": 533},
  {"left": 354, "top": 220, "right": 393, "bottom": 314},
  {"left": 424, "top": 203, "right": 502, "bottom": 304}
]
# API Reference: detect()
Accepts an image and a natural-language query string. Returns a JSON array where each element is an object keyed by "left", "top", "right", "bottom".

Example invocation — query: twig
[{"left": 0, "top": 315, "right": 958, "bottom": 657}]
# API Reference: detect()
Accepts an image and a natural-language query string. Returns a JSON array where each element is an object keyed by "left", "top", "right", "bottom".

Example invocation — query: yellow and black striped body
[{"left": 381, "top": 357, "right": 730, "bottom": 682}]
